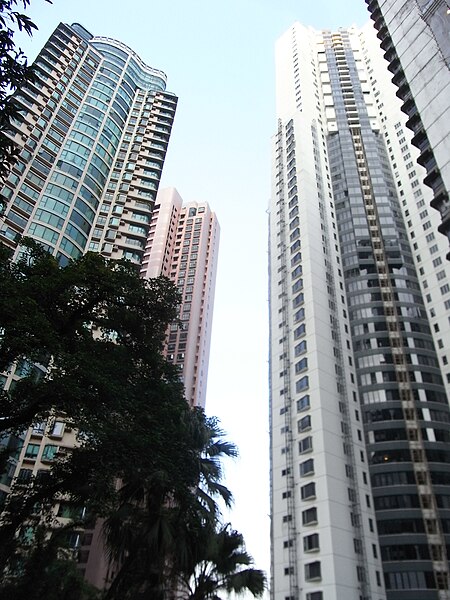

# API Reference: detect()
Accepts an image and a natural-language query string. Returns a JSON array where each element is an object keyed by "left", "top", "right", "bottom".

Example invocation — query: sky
[{"left": 18, "top": 0, "right": 371, "bottom": 595}]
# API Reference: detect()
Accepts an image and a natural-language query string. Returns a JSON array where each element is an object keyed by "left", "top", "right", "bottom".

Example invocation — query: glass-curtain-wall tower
[{"left": 0, "top": 22, "right": 176, "bottom": 266}]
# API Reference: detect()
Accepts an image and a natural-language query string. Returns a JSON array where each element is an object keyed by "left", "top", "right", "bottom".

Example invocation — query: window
[
  {"left": 295, "top": 358, "right": 308, "bottom": 373},
  {"left": 296, "top": 376, "right": 309, "bottom": 393},
  {"left": 300, "top": 458, "right": 314, "bottom": 476},
  {"left": 302, "top": 507, "right": 318, "bottom": 525},
  {"left": 305, "top": 561, "right": 321, "bottom": 581},
  {"left": 32, "top": 422, "right": 46, "bottom": 435},
  {"left": 298, "top": 415, "right": 311, "bottom": 432},
  {"left": 25, "top": 443, "right": 40, "bottom": 459},
  {"left": 42, "top": 444, "right": 58, "bottom": 461},
  {"left": 294, "top": 323, "right": 306, "bottom": 339},
  {"left": 17, "top": 468, "right": 33, "bottom": 482},
  {"left": 49, "top": 421, "right": 64, "bottom": 437},
  {"left": 299, "top": 436, "right": 313, "bottom": 454},
  {"left": 306, "top": 594, "right": 323, "bottom": 600},
  {"left": 303, "top": 533, "right": 319, "bottom": 552},
  {"left": 301, "top": 482, "right": 316, "bottom": 500},
  {"left": 295, "top": 341, "right": 307, "bottom": 356},
  {"left": 297, "top": 395, "right": 310, "bottom": 412}
]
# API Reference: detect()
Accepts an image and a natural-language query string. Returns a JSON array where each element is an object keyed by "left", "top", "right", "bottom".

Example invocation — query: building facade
[
  {"left": 140, "top": 187, "right": 220, "bottom": 408},
  {"left": 366, "top": 0, "right": 450, "bottom": 255},
  {"left": 0, "top": 19, "right": 177, "bottom": 511},
  {"left": 0, "top": 22, "right": 177, "bottom": 266},
  {"left": 270, "top": 21, "right": 450, "bottom": 600}
]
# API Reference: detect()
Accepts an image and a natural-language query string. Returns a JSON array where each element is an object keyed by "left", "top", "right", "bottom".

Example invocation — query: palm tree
[
  {"left": 102, "top": 411, "right": 239, "bottom": 600},
  {"left": 176, "top": 523, "right": 266, "bottom": 600}
]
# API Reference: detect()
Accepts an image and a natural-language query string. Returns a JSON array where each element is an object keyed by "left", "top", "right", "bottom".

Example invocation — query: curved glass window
[
  {"left": 87, "top": 164, "right": 107, "bottom": 188},
  {"left": 57, "top": 160, "right": 84, "bottom": 179},
  {"left": 82, "top": 105, "right": 104, "bottom": 121},
  {"left": 39, "top": 196, "right": 70, "bottom": 217},
  {"left": 79, "top": 185, "right": 99, "bottom": 209},
  {"left": 28, "top": 223, "right": 59, "bottom": 245},
  {"left": 109, "top": 107, "right": 125, "bottom": 129},
  {"left": 45, "top": 184, "right": 74, "bottom": 203},
  {"left": 83, "top": 174, "right": 103, "bottom": 198},
  {"left": 60, "top": 236, "right": 82, "bottom": 258},
  {"left": 86, "top": 96, "right": 108, "bottom": 112},
  {"left": 68, "top": 131, "right": 94, "bottom": 148},
  {"left": 91, "top": 154, "right": 110, "bottom": 177},
  {"left": 65, "top": 223, "right": 87, "bottom": 247},
  {"left": 102, "top": 60, "right": 122, "bottom": 76},
  {"left": 95, "top": 142, "right": 114, "bottom": 166},
  {"left": 74, "top": 198, "right": 95, "bottom": 221},
  {"left": 114, "top": 90, "right": 131, "bottom": 112},
  {"left": 103, "top": 117, "right": 121, "bottom": 139},
  {"left": 34, "top": 208, "right": 65, "bottom": 229},
  {"left": 93, "top": 43, "right": 128, "bottom": 64},
  {"left": 89, "top": 88, "right": 112, "bottom": 104},
  {"left": 70, "top": 209, "right": 92, "bottom": 234},
  {"left": 51, "top": 172, "right": 79, "bottom": 190},
  {"left": 78, "top": 112, "right": 100, "bottom": 129},
  {"left": 60, "top": 150, "right": 88, "bottom": 168},
  {"left": 91, "top": 80, "right": 115, "bottom": 98},
  {"left": 73, "top": 120, "right": 98, "bottom": 139},
  {"left": 111, "top": 101, "right": 127, "bottom": 122}
]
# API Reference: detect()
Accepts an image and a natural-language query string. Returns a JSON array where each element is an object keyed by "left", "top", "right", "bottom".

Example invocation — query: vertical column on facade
[
  {"left": 275, "top": 119, "right": 299, "bottom": 599},
  {"left": 311, "top": 119, "right": 371, "bottom": 600},
  {"left": 354, "top": 126, "right": 450, "bottom": 599}
]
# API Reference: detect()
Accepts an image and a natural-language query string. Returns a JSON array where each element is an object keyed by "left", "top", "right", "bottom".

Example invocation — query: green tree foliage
[
  {"left": 176, "top": 523, "right": 266, "bottom": 600},
  {"left": 0, "top": 0, "right": 50, "bottom": 191},
  {"left": 0, "top": 241, "right": 265, "bottom": 598}
]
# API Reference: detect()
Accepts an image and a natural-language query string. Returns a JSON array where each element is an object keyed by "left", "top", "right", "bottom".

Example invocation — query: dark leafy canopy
[
  {"left": 0, "top": 0, "right": 51, "bottom": 189},
  {"left": 0, "top": 239, "right": 180, "bottom": 434},
  {"left": 176, "top": 523, "right": 266, "bottom": 600},
  {"left": 0, "top": 241, "right": 265, "bottom": 598}
]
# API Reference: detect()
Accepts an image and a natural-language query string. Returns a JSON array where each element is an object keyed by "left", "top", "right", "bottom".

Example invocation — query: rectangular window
[
  {"left": 300, "top": 458, "right": 314, "bottom": 476},
  {"left": 297, "top": 395, "right": 310, "bottom": 412},
  {"left": 293, "top": 323, "right": 305, "bottom": 339},
  {"left": 42, "top": 445, "right": 58, "bottom": 461},
  {"left": 295, "top": 358, "right": 308, "bottom": 374},
  {"left": 303, "top": 533, "right": 319, "bottom": 552},
  {"left": 295, "top": 341, "right": 307, "bottom": 356},
  {"left": 305, "top": 561, "right": 321, "bottom": 581},
  {"left": 302, "top": 507, "right": 317, "bottom": 525},
  {"left": 296, "top": 376, "right": 309, "bottom": 393},
  {"left": 299, "top": 436, "right": 313, "bottom": 454},
  {"left": 306, "top": 593, "right": 323, "bottom": 600},
  {"left": 301, "top": 482, "right": 316, "bottom": 500},
  {"left": 49, "top": 421, "right": 65, "bottom": 437},
  {"left": 298, "top": 415, "right": 311, "bottom": 433},
  {"left": 25, "top": 443, "right": 40, "bottom": 459}
]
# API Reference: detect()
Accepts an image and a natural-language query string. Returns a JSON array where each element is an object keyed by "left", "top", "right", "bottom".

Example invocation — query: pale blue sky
[{"left": 19, "top": 0, "right": 372, "bottom": 593}]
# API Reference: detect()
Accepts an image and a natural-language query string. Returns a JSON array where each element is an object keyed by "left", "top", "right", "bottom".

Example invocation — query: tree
[
  {"left": 0, "top": 241, "right": 266, "bottom": 598},
  {"left": 102, "top": 415, "right": 238, "bottom": 600},
  {"left": 176, "top": 524, "right": 266, "bottom": 600},
  {"left": 0, "top": 239, "right": 180, "bottom": 434},
  {"left": 0, "top": 0, "right": 50, "bottom": 192}
]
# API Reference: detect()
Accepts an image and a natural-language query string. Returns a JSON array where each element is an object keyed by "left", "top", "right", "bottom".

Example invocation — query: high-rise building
[
  {"left": 270, "top": 21, "right": 450, "bottom": 600},
  {"left": 0, "top": 19, "right": 177, "bottom": 511},
  {"left": 140, "top": 187, "right": 220, "bottom": 408},
  {"left": 0, "top": 23, "right": 216, "bottom": 586},
  {"left": 366, "top": 0, "right": 450, "bottom": 255},
  {"left": 0, "top": 22, "right": 177, "bottom": 265}
]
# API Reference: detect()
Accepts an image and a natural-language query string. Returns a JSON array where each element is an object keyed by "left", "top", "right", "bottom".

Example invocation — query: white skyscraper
[{"left": 270, "top": 21, "right": 450, "bottom": 600}]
